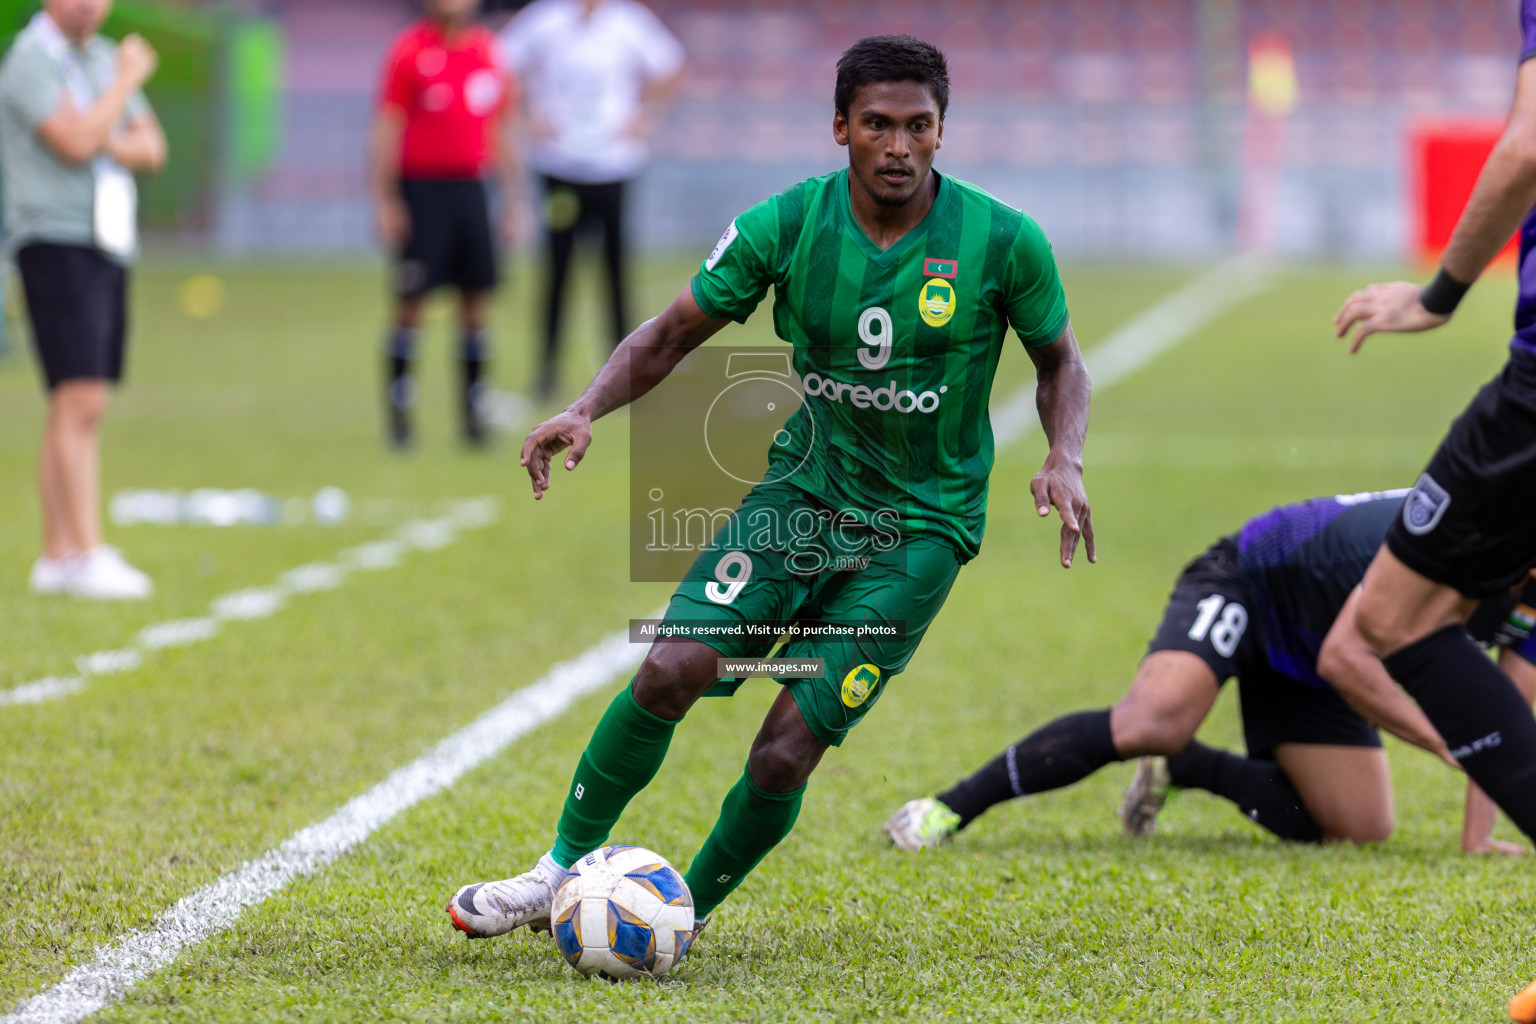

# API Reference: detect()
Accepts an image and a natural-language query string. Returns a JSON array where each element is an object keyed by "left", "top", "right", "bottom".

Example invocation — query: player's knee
[
  {"left": 1110, "top": 701, "right": 1194, "bottom": 756},
  {"left": 1327, "top": 814, "right": 1393, "bottom": 845},
  {"left": 746, "top": 737, "right": 815, "bottom": 793},
  {"left": 632, "top": 652, "right": 702, "bottom": 720}
]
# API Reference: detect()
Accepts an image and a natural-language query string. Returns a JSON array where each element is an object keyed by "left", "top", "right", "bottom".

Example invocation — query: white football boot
[
  {"left": 28, "top": 555, "right": 72, "bottom": 594},
  {"left": 67, "top": 546, "right": 153, "bottom": 601},
  {"left": 883, "top": 797, "right": 962, "bottom": 852},
  {"left": 1118, "top": 756, "right": 1170, "bottom": 837},
  {"left": 447, "top": 851, "right": 565, "bottom": 938}
]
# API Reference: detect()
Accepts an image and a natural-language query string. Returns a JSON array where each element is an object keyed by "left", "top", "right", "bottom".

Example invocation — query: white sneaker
[
  {"left": 447, "top": 851, "right": 564, "bottom": 938},
  {"left": 28, "top": 555, "right": 72, "bottom": 594},
  {"left": 883, "top": 797, "right": 962, "bottom": 852},
  {"left": 67, "top": 546, "right": 153, "bottom": 601}
]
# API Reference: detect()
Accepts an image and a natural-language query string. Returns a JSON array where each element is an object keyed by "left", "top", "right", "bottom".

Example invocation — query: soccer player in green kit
[{"left": 445, "top": 35, "right": 1094, "bottom": 946}]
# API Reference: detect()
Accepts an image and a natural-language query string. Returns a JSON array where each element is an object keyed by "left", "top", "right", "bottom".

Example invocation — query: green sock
[
  {"left": 550, "top": 680, "right": 679, "bottom": 869},
  {"left": 684, "top": 769, "right": 805, "bottom": 917}
]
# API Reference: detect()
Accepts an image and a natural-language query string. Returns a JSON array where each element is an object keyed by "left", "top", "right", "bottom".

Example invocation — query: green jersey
[{"left": 690, "top": 167, "right": 1069, "bottom": 562}]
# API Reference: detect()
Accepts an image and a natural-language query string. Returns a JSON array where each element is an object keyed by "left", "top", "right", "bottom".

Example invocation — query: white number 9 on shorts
[{"left": 705, "top": 551, "right": 754, "bottom": 605}]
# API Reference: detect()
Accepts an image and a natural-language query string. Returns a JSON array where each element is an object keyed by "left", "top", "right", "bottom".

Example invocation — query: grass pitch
[{"left": 1, "top": 256, "right": 1532, "bottom": 1023}]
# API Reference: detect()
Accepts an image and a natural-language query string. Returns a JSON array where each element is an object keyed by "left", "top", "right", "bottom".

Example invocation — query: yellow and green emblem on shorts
[{"left": 840, "top": 663, "right": 881, "bottom": 707}]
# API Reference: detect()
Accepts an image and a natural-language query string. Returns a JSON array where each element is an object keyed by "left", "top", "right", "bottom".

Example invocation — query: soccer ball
[{"left": 551, "top": 845, "right": 696, "bottom": 980}]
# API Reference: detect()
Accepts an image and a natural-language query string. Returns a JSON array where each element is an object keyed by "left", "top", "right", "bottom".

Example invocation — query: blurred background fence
[{"left": 0, "top": 0, "right": 1523, "bottom": 261}]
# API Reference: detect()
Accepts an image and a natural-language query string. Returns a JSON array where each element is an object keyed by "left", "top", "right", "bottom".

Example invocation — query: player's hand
[
  {"left": 1030, "top": 455, "right": 1095, "bottom": 569},
  {"left": 116, "top": 34, "right": 159, "bottom": 91},
  {"left": 1463, "top": 837, "right": 1530, "bottom": 856},
  {"left": 1332, "top": 280, "right": 1450, "bottom": 354},
  {"left": 520, "top": 410, "right": 593, "bottom": 500},
  {"left": 376, "top": 197, "right": 410, "bottom": 248}
]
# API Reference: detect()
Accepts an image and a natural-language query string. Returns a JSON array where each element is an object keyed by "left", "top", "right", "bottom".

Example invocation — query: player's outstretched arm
[
  {"left": 1027, "top": 323, "right": 1095, "bottom": 569},
  {"left": 519, "top": 288, "right": 730, "bottom": 499},
  {"left": 1334, "top": 60, "right": 1536, "bottom": 353},
  {"left": 1463, "top": 649, "right": 1536, "bottom": 855},
  {"left": 1318, "top": 588, "right": 1458, "bottom": 766}
]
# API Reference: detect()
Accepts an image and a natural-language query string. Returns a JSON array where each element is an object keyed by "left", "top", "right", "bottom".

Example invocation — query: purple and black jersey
[
  {"left": 1236, "top": 491, "right": 1408, "bottom": 689},
  {"left": 1513, "top": 0, "right": 1536, "bottom": 354},
  {"left": 1236, "top": 490, "right": 1536, "bottom": 689}
]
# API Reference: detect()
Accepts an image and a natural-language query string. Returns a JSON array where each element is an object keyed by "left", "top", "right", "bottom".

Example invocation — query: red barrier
[{"left": 1410, "top": 118, "right": 1518, "bottom": 265}]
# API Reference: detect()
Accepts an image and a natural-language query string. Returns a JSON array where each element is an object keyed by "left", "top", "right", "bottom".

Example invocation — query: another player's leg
[
  {"left": 889, "top": 533, "right": 1249, "bottom": 848},
  {"left": 384, "top": 299, "right": 421, "bottom": 449},
  {"left": 684, "top": 687, "right": 828, "bottom": 919},
  {"left": 385, "top": 179, "right": 440, "bottom": 449},
  {"left": 1272, "top": 744, "right": 1393, "bottom": 843},
  {"left": 1159, "top": 742, "right": 1324, "bottom": 842},
  {"left": 458, "top": 290, "right": 491, "bottom": 446},
  {"left": 1355, "top": 356, "right": 1536, "bottom": 836},
  {"left": 537, "top": 176, "right": 578, "bottom": 401},
  {"left": 45, "top": 380, "right": 150, "bottom": 599},
  {"left": 454, "top": 180, "right": 499, "bottom": 446},
  {"left": 32, "top": 417, "right": 70, "bottom": 591},
  {"left": 446, "top": 638, "right": 722, "bottom": 938},
  {"left": 1358, "top": 546, "right": 1536, "bottom": 837},
  {"left": 887, "top": 652, "right": 1220, "bottom": 850},
  {"left": 594, "top": 179, "right": 629, "bottom": 350},
  {"left": 1166, "top": 664, "right": 1395, "bottom": 843}
]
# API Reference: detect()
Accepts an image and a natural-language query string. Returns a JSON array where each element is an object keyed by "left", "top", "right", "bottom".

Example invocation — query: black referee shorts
[
  {"left": 1385, "top": 346, "right": 1536, "bottom": 598},
  {"left": 16, "top": 242, "right": 127, "bottom": 391},
  {"left": 394, "top": 178, "right": 498, "bottom": 299}
]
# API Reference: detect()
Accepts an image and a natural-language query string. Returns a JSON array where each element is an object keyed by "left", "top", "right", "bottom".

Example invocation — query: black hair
[{"left": 834, "top": 35, "right": 950, "bottom": 118}]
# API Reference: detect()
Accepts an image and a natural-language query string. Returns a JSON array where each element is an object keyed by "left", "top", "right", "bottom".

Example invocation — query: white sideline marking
[
  {"left": 0, "top": 500, "right": 500, "bottom": 709},
  {"left": 0, "top": 272, "right": 1277, "bottom": 1022},
  {"left": 279, "top": 563, "right": 345, "bottom": 593},
  {"left": 0, "top": 628, "right": 644, "bottom": 1024},
  {"left": 0, "top": 677, "right": 86, "bottom": 707},
  {"left": 343, "top": 540, "right": 405, "bottom": 571},
  {"left": 135, "top": 618, "right": 220, "bottom": 651},
  {"left": 210, "top": 588, "right": 286, "bottom": 622},
  {"left": 74, "top": 650, "right": 141, "bottom": 676},
  {"left": 991, "top": 261, "right": 1274, "bottom": 447}
]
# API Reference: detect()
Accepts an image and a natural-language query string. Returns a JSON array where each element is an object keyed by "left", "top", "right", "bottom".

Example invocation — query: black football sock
[
  {"left": 1383, "top": 625, "right": 1536, "bottom": 838},
  {"left": 385, "top": 325, "right": 417, "bottom": 444},
  {"left": 460, "top": 328, "right": 489, "bottom": 442},
  {"left": 937, "top": 709, "right": 1118, "bottom": 828},
  {"left": 1166, "top": 740, "right": 1322, "bottom": 842}
]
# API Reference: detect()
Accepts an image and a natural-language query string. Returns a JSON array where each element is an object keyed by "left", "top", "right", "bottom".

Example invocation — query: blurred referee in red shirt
[{"left": 371, "top": 0, "right": 520, "bottom": 448}]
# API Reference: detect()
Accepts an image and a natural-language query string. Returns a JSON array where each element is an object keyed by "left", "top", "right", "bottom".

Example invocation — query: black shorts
[
  {"left": 1148, "top": 534, "right": 1380, "bottom": 758},
  {"left": 16, "top": 242, "right": 127, "bottom": 390},
  {"left": 1385, "top": 347, "right": 1536, "bottom": 598},
  {"left": 1236, "top": 664, "right": 1381, "bottom": 760},
  {"left": 1147, "top": 535, "right": 1253, "bottom": 682},
  {"left": 395, "top": 178, "right": 498, "bottom": 298}
]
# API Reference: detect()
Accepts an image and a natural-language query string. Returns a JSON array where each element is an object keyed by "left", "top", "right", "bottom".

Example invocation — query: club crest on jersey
[
  {"left": 1402, "top": 472, "right": 1451, "bottom": 536},
  {"left": 919, "top": 278, "right": 955, "bottom": 327},
  {"left": 840, "top": 663, "right": 881, "bottom": 707}
]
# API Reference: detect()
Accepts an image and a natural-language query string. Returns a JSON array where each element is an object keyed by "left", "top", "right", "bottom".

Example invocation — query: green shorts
[{"left": 662, "top": 481, "right": 961, "bottom": 746}]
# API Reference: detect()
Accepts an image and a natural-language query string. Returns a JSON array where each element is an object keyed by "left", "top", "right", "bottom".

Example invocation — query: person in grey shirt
[{"left": 0, "top": 0, "right": 164, "bottom": 599}]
